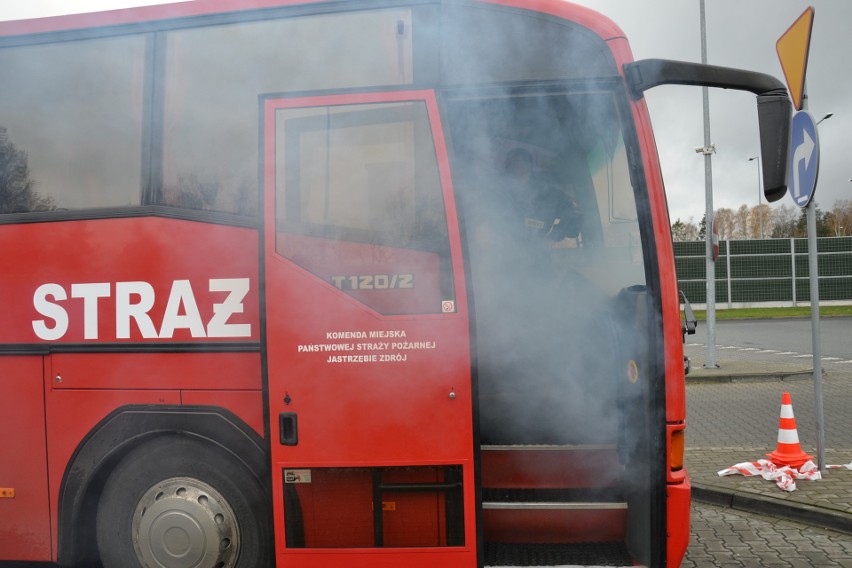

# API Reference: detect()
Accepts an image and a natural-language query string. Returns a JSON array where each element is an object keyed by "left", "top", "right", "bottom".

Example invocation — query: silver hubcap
[{"left": 132, "top": 477, "right": 240, "bottom": 568}]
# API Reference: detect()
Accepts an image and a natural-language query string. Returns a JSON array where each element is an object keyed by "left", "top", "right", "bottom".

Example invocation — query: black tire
[{"left": 95, "top": 435, "right": 272, "bottom": 568}]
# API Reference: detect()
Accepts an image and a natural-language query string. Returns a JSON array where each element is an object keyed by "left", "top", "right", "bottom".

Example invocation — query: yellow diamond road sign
[{"left": 776, "top": 6, "right": 815, "bottom": 111}]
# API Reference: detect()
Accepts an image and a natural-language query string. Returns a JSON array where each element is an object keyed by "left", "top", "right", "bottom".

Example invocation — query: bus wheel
[{"left": 96, "top": 436, "right": 271, "bottom": 568}]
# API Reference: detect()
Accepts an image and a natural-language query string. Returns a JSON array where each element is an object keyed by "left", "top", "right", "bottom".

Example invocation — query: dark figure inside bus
[{"left": 490, "top": 147, "right": 583, "bottom": 248}]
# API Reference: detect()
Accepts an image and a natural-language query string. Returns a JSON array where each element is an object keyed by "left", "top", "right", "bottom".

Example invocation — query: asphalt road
[{"left": 689, "top": 316, "right": 852, "bottom": 362}]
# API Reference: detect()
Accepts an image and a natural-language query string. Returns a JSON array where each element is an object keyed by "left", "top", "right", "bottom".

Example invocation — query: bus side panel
[
  {"left": 181, "top": 389, "right": 264, "bottom": 436},
  {"left": 49, "top": 352, "right": 262, "bottom": 392},
  {"left": 44, "top": 385, "right": 182, "bottom": 553},
  {"left": 44, "top": 350, "right": 264, "bottom": 508},
  {"left": 667, "top": 475, "right": 692, "bottom": 568},
  {"left": 0, "top": 356, "right": 52, "bottom": 562},
  {"left": 0, "top": 217, "right": 259, "bottom": 345}
]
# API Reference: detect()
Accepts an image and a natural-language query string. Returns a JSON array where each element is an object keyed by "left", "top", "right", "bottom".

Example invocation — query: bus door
[
  {"left": 262, "top": 90, "right": 476, "bottom": 567},
  {"left": 442, "top": 88, "right": 660, "bottom": 567}
]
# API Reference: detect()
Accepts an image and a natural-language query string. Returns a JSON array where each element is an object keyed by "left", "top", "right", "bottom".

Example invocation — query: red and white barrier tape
[
  {"left": 719, "top": 460, "right": 852, "bottom": 492},
  {"left": 718, "top": 459, "right": 821, "bottom": 492}
]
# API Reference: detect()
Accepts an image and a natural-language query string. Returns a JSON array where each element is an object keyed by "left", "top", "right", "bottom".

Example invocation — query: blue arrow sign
[{"left": 789, "top": 110, "right": 820, "bottom": 208}]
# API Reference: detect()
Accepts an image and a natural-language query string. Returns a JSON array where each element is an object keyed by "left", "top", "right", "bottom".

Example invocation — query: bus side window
[
  {"left": 273, "top": 101, "right": 453, "bottom": 315},
  {"left": 0, "top": 37, "right": 145, "bottom": 213}
]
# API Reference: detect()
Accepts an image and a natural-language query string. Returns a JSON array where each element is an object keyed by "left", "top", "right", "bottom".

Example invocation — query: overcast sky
[
  {"left": 572, "top": 0, "right": 852, "bottom": 225},
  {"left": 2, "top": 0, "right": 850, "bottom": 225}
]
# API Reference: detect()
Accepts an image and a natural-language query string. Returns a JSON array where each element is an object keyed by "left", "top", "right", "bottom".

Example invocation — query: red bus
[{"left": 0, "top": 1, "right": 790, "bottom": 567}]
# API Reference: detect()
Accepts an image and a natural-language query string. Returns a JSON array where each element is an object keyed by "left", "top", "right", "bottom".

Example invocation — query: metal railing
[{"left": 674, "top": 236, "right": 852, "bottom": 308}]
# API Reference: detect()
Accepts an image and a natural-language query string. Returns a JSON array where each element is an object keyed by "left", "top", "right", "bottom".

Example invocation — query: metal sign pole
[
  {"left": 802, "top": 87, "right": 826, "bottom": 473},
  {"left": 777, "top": 5, "right": 824, "bottom": 473},
  {"left": 806, "top": 198, "right": 826, "bottom": 472}
]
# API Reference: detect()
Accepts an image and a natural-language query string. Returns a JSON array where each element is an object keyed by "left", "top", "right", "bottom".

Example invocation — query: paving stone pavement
[{"left": 683, "top": 501, "right": 852, "bottom": 567}]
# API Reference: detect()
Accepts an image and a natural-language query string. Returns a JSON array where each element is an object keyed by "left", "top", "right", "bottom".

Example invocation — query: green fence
[{"left": 674, "top": 236, "right": 852, "bottom": 307}]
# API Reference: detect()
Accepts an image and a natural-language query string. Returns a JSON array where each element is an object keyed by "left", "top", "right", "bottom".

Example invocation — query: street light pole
[
  {"left": 748, "top": 156, "right": 762, "bottom": 238},
  {"left": 698, "top": 0, "right": 717, "bottom": 368}
]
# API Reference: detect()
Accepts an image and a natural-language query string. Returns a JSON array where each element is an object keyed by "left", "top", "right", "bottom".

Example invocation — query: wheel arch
[{"left": 56, "top": 405, "right": 269, "bottom": 566}]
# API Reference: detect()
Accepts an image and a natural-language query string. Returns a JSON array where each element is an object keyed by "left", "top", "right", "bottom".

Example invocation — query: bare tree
[
  {"left": 749, "top": 203, "right": 773, "bottom": 239},
  {"left": 672, "top": 201, "right": 849, "bottom": 242},
  {"left": 829, "top": 199, "right": 851, "bottom": 236},
  {"left": 731, "top": 204, "right": 751, "bottom": 239},
  {"left": 771, "top": 204, "right": 799, "bottom": 238},
  {"left": 713, "top": 208, "right": 735, "bottom": 240}
]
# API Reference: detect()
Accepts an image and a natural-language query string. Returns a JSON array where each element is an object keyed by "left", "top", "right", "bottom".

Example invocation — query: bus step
[
  {"left": 484, "top": 540, "right": 633, "bottom": 567},
  {"left": 480, "top": 444, "right": 621, "bottom": 489},
  {"left": 482, "top": 496, "right": 627, "bottom": 543},
  {"left": 482, "top": 488, "right": 627, "bottom": 543},
  {"left": 482, "top": 487, "right": 625, "bottom": 505}
]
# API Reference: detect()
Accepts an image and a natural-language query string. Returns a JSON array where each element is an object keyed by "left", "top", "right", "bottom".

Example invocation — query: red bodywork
[
  {"left": 0, "top": 1, "right": 689, "bottom": 566},
  {"left": 0, "top": 217, "right": 261, "bottom": 561}
]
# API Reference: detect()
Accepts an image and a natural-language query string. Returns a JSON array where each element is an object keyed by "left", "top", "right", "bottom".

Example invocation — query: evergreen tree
[
  {"left": 0, "top": 127, "right": 53, "bottom": 213},
  {"left": 793, "top": 203, "right": 831, "bottom": 237}
]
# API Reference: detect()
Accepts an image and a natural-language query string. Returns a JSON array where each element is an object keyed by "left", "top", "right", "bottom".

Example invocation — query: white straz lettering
[{"left": 32, "top": 278, "right": 252, "bottom": 341}]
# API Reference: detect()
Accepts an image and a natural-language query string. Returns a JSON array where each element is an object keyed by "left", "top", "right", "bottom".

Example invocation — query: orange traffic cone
[{"left": 766, "top": 392, "right": 814, "bottom": 469}]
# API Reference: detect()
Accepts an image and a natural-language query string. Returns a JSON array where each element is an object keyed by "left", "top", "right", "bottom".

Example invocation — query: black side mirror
[
  {"left": 680, "top": 290, "right": 697, "bottom": 338},
  {"left": 756, "top": 93, "right": 792, "bottom": 202},
  {"left": 624, "top": 59, "right": 792, "bottom": 202}
]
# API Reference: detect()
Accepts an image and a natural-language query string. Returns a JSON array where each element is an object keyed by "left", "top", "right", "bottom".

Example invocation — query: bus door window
[{"left": 273, "top": 101, "right": 453, "bottom": 315}]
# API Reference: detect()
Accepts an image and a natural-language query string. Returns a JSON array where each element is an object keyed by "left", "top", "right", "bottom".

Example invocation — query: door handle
[{"left": 279, "top": 412, "right": 298, "bottom": 446}]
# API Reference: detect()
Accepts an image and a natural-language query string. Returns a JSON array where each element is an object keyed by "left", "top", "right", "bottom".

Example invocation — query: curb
[
  {"left": 692, "top": 483, "right": 852, "bottom": 535},
  {"left": 686, "top": 370, "right": 813, "bottom": 384}
]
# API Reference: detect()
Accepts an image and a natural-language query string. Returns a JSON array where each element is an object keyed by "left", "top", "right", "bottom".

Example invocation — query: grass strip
[{"left": 687, "top": 305, "right": 852, "bottom": 321}]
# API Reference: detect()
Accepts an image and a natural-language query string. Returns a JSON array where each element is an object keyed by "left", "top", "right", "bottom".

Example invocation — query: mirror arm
[
  {"left": 624, "top": 59, "right": 792, "bottom": 203},
  {"left": 624, "top": 58, "right": 786, "bottom": 98}
]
